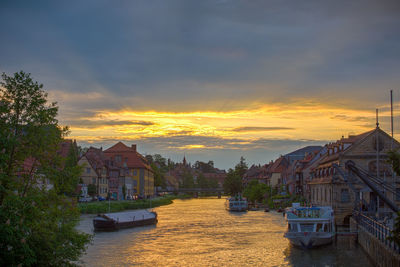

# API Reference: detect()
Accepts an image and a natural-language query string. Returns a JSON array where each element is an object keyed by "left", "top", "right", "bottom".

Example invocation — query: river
[{"left": 77, "top": 198, "right": 373, "bottom": 266}]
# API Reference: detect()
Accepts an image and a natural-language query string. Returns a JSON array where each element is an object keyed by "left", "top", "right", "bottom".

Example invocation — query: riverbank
[
  {"left": 78, "top": 198, "right": 373, "bottom": 266},
  {"left": 78, "top": 195, "right": 190, "bottom": 214}
]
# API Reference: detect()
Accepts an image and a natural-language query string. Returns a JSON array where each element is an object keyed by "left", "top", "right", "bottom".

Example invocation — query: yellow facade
[{"left": 127, "top": 168, "right": 154, "bottom": 197}]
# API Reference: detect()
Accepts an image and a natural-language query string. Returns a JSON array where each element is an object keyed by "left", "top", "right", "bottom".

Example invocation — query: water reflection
[{"left": 78, "top": 198, "right": 372, "bottom": 266}]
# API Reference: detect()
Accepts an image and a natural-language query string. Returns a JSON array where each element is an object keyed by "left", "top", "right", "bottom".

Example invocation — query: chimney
[{"left": 131, "top": 144, "right": 137, "bottom": 151}]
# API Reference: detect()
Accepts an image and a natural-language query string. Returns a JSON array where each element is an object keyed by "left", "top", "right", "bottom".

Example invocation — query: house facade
[
  {"left": 308, "top": 127, "right": 400, "bottom": 225},
  {"left": 78, "top": 147, "right": 109, "bottom": 198},
  {"left": 269, "top": 157, "right": 289, "bottom": 189},
  {"left": 243, "top": 164, "right": 271, "bottom": 187},
  {"left": 104, "top": 142, "right": 154, "bottom": 198}
]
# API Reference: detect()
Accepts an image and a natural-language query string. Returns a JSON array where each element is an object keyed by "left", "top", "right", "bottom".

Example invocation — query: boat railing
[{"left": 353, "top": 210, "right": 400, "bottom": 253}]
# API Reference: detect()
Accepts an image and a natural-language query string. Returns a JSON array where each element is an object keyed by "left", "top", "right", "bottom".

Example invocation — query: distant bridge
[{"left": 156, "top": 187, "right": 224, "bottom": 198}]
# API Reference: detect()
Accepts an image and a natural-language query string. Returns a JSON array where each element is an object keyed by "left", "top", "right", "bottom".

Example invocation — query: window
[
  {"left": 396, "top": 188, "right": 400, "bottom": 201},
  {"left": 289, "top": 223, "right": 297, "bottom": 232},
  {"left": 133, "top": 170, "right": 137, "bottom": 176},
  {"left": 92, "top": 178, "right": 96, "bottom": 184},
  {"left": 86, "top": 168, "right": 91, "bottom": 174},
  {"left": 115, "top": 155, "right": 121, "bottom": 162},
  {"left": 300, "top": 223, "right": 314, "bottom": 232},
  {"left": 341, "top": 189, "right": 350, "bottom": 203}
]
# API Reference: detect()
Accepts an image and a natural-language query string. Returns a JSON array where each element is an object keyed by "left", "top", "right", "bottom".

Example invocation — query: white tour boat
[
  {"left": 284, "top": 203, "right": 335, "bottom": 248},
  {"left": 225, "top": 195, "right": 248, "bottom": 212}
]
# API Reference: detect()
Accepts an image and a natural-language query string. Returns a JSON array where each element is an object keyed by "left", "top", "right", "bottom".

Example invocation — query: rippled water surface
[{"left": 78, "top": 198, "right": 373, "bottom": 266}]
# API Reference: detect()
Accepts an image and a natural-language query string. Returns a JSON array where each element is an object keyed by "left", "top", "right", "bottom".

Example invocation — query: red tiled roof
[
  {"left": 84, "top": 147, "right": 107, "bottom": 175},
  {"left": 58, "top": 139, "right": 73, "bottom": 158},
  {"left": 104, "top": 142, "right": 152, "bottom": 171},
  {"left": 270, "top": 156, "right": 288, "bottom": 173}
]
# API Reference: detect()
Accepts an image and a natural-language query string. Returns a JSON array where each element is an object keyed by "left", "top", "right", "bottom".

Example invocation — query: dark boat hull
[{"left": 93, "top": 212, "right": 158, "bottom": 231}]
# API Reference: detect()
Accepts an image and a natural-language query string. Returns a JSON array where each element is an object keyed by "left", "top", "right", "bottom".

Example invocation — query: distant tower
[{"left": 183, "top": 155, "right": 187, "bottom": 166}]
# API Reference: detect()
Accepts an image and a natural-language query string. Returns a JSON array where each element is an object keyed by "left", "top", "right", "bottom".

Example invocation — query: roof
[
  {"left": 104, "top": 142, "right": 152, "bottom": 171},
  {"left": 84, "top": 147, "right": 107, "bottom": 175},
  {"left": 284, "top": 146, "right": 323, "bottom": 163},
  {"left": 340, "top": 129, "right": 374, "bottom": 144},
  {"left": 318, "top": 129, "right": 376, "bottom": 165},
  {"left": 270, "top": 156, "right": 288, "bottom": 173},
  {"left": 58, "top": 139, "right": 73, "bottom": 158}
]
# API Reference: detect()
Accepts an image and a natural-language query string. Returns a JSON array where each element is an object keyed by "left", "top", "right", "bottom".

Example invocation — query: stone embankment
[{"left": 350, "top": 218, "right": 400, "bottom": 267}]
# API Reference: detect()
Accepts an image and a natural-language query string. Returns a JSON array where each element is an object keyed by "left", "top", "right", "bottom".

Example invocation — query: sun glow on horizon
[{"left": 63, "top": 101, "right": 391, "bottom": 149}]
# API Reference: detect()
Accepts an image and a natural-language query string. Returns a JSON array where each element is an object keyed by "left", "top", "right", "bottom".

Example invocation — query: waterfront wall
[{"left": 350, "top": 218, "right": 400, "bottom": 267}]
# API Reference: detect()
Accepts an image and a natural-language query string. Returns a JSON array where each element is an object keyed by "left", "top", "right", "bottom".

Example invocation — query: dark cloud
[
  {"left": 330, "top": 115, "right": 372, "bottom": 123},
  {"left": 1, "top": 0, "right": 400, "bottom": 113},
  {"left": 232, "top": 126, "right": 295, "bottom": 132},
  {"left": 2, "top": 0, "right": 400, "bottom": 167},
  {"left": 63, "top": 119, "right": 154, "bottom": 129}
]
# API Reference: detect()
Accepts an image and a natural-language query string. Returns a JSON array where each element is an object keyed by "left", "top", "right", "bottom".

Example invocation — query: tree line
[{"left": 0, "top": 71, "right": 90, "bottom": 266}]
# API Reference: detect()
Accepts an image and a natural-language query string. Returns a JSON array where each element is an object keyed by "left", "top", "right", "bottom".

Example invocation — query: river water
[{"left": 77, "top": 198, "right": 373, "bottom": 266}]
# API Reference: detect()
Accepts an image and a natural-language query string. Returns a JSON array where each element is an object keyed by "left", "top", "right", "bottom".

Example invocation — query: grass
[{"left": 78, "top": 195, "right": 190, "bottom": 214}]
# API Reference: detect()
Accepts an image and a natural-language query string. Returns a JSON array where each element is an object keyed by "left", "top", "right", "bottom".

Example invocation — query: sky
[{"left": 1, "top": 0, "right": 400, "bottom": 169}]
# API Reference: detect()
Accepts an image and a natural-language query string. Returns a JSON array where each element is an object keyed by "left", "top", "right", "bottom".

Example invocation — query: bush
[{"left": 78, "top": 195, "right": 189, "bottom": 214}]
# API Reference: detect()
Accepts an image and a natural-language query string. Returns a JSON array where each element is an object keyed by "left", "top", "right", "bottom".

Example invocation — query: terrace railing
[{"left": 353, "top": 210, "right": 400, "bottom": 253}]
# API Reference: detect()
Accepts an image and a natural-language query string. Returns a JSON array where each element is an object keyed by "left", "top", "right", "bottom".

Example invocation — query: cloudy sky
[{"left": 1, "top": 0, "right": 400, "bottom": 169}]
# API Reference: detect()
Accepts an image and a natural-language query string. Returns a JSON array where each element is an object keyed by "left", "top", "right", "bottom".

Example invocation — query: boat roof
[{"left": 103, "top": 210, "right": 156, "bottom": 222}]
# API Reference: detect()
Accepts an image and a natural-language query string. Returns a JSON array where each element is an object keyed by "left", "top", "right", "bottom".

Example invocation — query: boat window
[
  {"left": 288, "top": 223, "right": 297, "bottom": 232},
  {"left": 324, "top": 224, "right": 328, "bottom": 232},
  {"left": 300, "top": 223, "right": 314, "bottom": 232},
  {"left": 316, "top": 223, "right": 323, "bottom": 232}
]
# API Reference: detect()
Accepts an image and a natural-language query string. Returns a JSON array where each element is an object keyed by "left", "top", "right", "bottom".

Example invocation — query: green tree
[
  {"left": 194, "top": 161, "right": 215, "bottom": 173},
  {"left": 235, "top": 156, "right": 248, "bottom": 178},
  {"left": 387, "top": 150, "right": 400, "bottom": 246},
  {"left": 223, "top": 168, "right": 243, "bottom": 196},
  {"left": 196, "top": 172, "right": 208, "bottom": 188},
  {"left": 223, "top": 157, "right": 248, "bottom": 196},
  {"left": 153, "top": 154, "right": 167, "bottom": 168},
  {"left": 243, "top": 180, "right": 270, "bottom": 203},
  {"left": 182, "top": 170, "right": 195, "bottom": 188},
  {"left": 151, "top": 162, "right": 166, "bottom": 188},
  {"left": 88, "top": 183, "right": 97, "bottom": 197},
  {"left": 0, "top": 71, "right": 90, "bottom": 266},
  {"left": 208, "top": 177, "right": 219, "bottom": 188}
]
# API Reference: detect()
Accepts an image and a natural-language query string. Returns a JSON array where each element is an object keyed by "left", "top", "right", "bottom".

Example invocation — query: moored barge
[{"left": 93, "top": 210, "right": 158, "bottom": 231}]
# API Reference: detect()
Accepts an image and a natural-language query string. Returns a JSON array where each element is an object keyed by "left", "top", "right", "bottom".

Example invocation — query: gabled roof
[
  {"left": 285, "top": 146, "right": 323, "bottom": 158},
  {"left": 104, "top": 141, "right": 134, "bottom": 153},
  {"left": 84, "top": 147, "right": 107, "bottom": 170},
  {"left": 104, "top": 142, "right": 152, "bottom": 171},
  {"left": 58, "top": 139, "right": 73, "bottom": 158},
  {"left": 340, "top": 129, "right": 374, "bottom": 144},
  {"left": 270, "top": 156, "right": 288, "bottom": 173}
]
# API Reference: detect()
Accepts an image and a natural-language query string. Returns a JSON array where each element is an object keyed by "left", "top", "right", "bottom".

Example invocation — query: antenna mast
[
  {"left": 376, "top": 108, "right": 380, "bottom": 216},
  {"left": 391, "top": 90, "right": 394, "bottom": 149}
]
